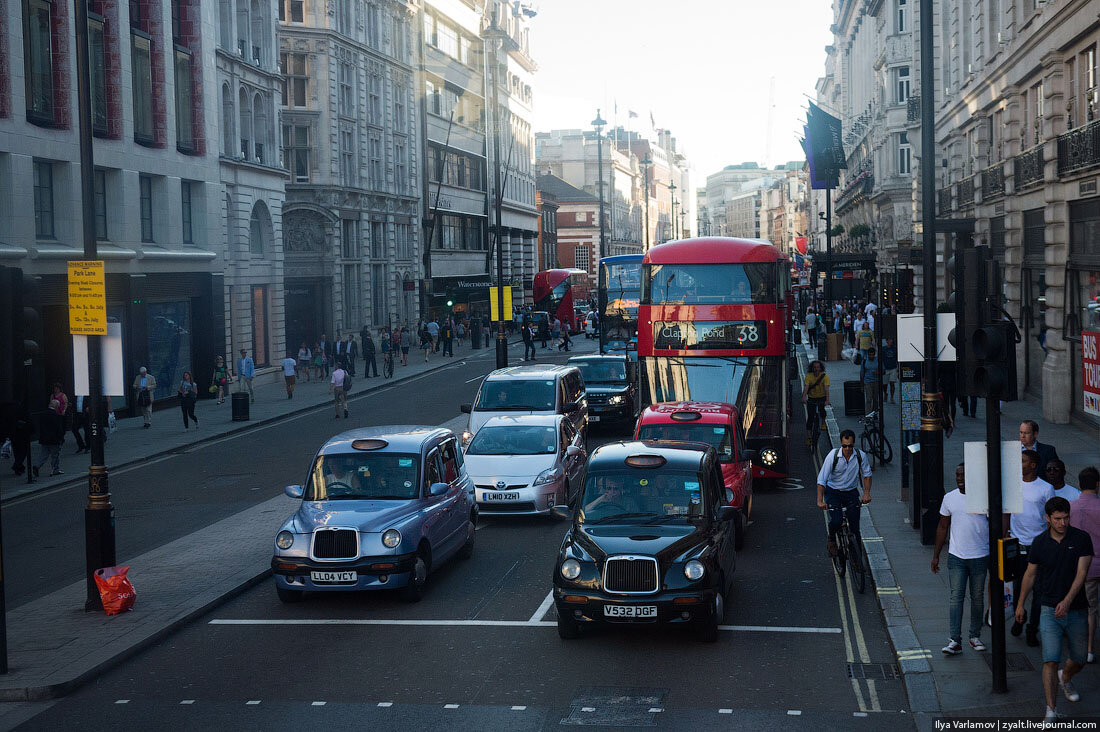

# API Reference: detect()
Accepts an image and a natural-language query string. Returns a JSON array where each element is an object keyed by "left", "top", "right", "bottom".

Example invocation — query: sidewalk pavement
[
  {"left": 0, "top": 334, "right": 597, "bottom": 702},
  {"left": 2, "top": 334, "right": 547, "bottom": 504},
  {"left": 800, "top": 333, "right": 1100, "bottom": 729}
]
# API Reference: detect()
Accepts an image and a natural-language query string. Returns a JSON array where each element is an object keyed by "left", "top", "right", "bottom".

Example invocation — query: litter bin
[
  {"left": 231, "top": 391, "right": 250, "bottom": 421},
  {"left": 843, "top": 380, "right": 865, "bottom": 416},
  {"left": 792, "top": 327, "right": 802, "bottom": 345}
]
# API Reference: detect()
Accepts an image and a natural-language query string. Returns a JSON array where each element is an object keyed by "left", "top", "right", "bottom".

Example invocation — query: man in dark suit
[{"left": 1019, "top": 419, "right": 1059, "bottom": 476}]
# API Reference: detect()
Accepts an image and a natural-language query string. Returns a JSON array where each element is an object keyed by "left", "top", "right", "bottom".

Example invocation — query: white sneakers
[
  {"left": 942, "top": 639, "right": 962, "bottom": 655},
  {"left": 1059, "top": 668, "right": 1081, "bottom": 702},
  {"left": 968, "top": 637, "right": 986, "bottom": 652}
]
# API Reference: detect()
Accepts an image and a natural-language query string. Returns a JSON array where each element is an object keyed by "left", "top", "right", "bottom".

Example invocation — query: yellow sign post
[
  {"left": 489, "top": 286, "right": 513, "bottom": 321},
  {"left": 68, "top": 260, "right": 107, "bottom": 335}
]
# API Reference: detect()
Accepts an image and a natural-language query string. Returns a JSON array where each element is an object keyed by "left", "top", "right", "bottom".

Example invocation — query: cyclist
[
  {"left": 816, "top": 429, "right": 873, "bottom": 557},
  {"left": 801, "top": 360, "right": 830, "bottom": 447}
]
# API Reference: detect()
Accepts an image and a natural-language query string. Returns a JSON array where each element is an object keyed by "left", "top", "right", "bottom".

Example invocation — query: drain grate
[
  {"left": 982, "top": 652, "right": 1034, "bottom": 672},
  {"left": 560, "top": 687, "right": 667, "bottom": 727},
  {"left": 847, "top": 662, "right": 901, "bottom": 680}
]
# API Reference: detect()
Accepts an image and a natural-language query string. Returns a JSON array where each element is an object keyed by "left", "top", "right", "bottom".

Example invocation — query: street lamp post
[
  {"left": 592, "top": 111, "right": 607, "bottom": 263},
  {"left": 486, "top": 22, "right": 510, "bottom": 369},
  {"left": 669, "top": 181, "right": 677, "bottom": 241},
  {"left": 640, "top": 155, "right": 651, "bottom": 250}
]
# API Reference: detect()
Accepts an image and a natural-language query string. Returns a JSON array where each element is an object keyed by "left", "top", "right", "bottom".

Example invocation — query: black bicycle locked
[{"left": 858, "top": 411, "right": 892, "bottom": 467}]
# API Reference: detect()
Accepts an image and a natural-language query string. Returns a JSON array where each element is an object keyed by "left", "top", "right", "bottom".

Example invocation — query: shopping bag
[
  {"left": 107, "top": 412, "right": 117, "bottom": 432},
  {"left": 93, "top": 566, "right": 137, "bottom": 615},
  {"left": 0, "top": 439, "right": 11, "bottom": 460}
]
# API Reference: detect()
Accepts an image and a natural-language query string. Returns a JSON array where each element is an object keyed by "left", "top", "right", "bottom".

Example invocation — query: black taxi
[{"left": 550, "top": 440, "right": 738, "bottom": 642}]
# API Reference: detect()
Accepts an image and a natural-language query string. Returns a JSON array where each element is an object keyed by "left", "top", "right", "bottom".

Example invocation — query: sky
[{"left": 528, "top": 0, "right": 834, "bottom": 183}]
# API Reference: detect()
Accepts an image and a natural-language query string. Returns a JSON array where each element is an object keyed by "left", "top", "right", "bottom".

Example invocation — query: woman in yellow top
[
  {"left": 802, "top": 360, "right": 831, "bottom": 445},
  {"left": 856, "top": 323, "right": 874, "bottom": 355}
]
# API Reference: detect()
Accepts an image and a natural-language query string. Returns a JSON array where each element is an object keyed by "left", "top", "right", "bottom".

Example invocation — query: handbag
[{"left": 208, "top": 385, "right": 218, "bottom": 395}]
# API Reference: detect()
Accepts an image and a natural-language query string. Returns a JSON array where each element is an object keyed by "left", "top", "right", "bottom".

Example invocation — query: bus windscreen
[{"left": 642, "top": 263, "right": 777, "bottom": 305}]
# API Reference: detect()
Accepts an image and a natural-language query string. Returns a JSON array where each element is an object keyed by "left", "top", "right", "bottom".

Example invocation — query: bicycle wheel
[
  {"left": 875, "top": 430, "right": 893, "bottom": 464},
  {"left": 384, "top": 357, "right": 394, "bottom": 379},
  {"left": 831, "top": 532, "right": 846, "bottom": 578},
  {"left": 848, "top": 531, "right": 867, "bottom": 593},
  {"left": 860, "top": 432, "right": 876, "bottom": 468}
]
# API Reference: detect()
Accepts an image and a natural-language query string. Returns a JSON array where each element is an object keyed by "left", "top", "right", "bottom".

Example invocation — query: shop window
[{"left": 146, "top": 301, "right": 192, "bottom": 400}]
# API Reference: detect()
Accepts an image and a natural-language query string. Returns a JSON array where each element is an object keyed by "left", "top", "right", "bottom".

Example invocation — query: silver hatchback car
[{"left": 463, "top": 414, "right": 587, "bottom": 516}]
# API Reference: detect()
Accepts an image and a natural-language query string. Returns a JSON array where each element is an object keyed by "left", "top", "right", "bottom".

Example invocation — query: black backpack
[{"left": 342, "top": 371, "right": 352, "bottom": 390}]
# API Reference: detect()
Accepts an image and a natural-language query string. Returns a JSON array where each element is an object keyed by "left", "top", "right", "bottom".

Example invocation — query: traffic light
[
  {"left": 947, "top": 248, "right": 978, "bottom": 393},
  {"left": 970, "top": 259, "right": 1018, "bottom": 401}
]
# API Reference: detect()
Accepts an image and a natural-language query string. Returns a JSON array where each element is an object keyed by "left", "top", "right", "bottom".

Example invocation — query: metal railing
[
  {"left": 958, "top": 175, "right": 975, "bottom": 207},
  {"left": 1013, "top": 145, "right": 1044, "bottom": 190},
  {"left": 1057, "top": 119, "right": 1100, "bottom": 177},
  {"left": 907, "top": 94, "right": 920, "bottom": 124},
  {"left": 937, "top": 187, "right": 952, "bottom": 215},
  {"left": 981, "top": 163, "right": 1005, "bottom": 200}
]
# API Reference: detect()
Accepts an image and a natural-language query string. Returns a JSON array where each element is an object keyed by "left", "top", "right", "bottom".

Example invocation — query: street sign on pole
[
  {"left": 963, "top": 441, "right": 1023, "bottom": 515},
  {"left": 67, "top": 260, "right": 107, "bottom": 335},
  {"left": 73, "top": 322, "right": 126, "bottom": 397},
  {"left": 489, "top": 286, "right": 512, "bottom": 322}
]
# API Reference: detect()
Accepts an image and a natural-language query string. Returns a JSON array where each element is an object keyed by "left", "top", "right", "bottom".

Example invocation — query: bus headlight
[{"left": 760, "top": 448, "right": 779, "bottom": 467}]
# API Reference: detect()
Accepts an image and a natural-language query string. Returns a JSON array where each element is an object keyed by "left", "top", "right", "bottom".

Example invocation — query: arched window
[
  {"left": 249, "top": 200, "right": 271, "bottom": 255},
  {"left": 252, "top": 92, "right": 266, "bottom": 163},
  {"left": 238, "top": 86, "right": 252, "bottom": 159},
  {"left": 235, "top": 0, "right": 249, "bottom": 57},
  {"left": 219, "top": 0, "right": 233, "bottom": 50},
  {"left": 221, "top": 83, "right": 234, "bottom": 155}
]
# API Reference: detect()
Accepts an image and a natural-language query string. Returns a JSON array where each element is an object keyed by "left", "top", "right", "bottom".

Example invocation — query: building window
[
  {"left": 89, "top": 13, "right": 108, "bottom": 135},
  {"left": 394, "top": 88, "right": 406, "bottom": 128},
  {"left": 278, "top": 0, "right": 303, "bottom": 22},
  {"left": 175, "top": 50, "right": 194, "bottom": 152},
  {"left": 1029, "top": 80, "right": 1044, "bottom": 146},
  {"left": 339, "top": 124, "right": 356, "bottom": 186},
  {"left": 181, "top": 180, "right": 193, "bottom": 244},
  {"left": 574, "top": 245, "right": 589, "bottom": 272},
  {"left": 371, "top": 264, "right": 387, "bottom": 325},
  {"left": 282, "top": 123, "right": 310, "bottom": 182},
  {"left": 132, "top": 33, "right": 154, "bottom": 143},
  {"left": 23, "top": 0, "right": 55, "bottom": 125},
  {"left": 249, "top": 201, "right": 270, "bottom": 255},
  {"left": 370, "top": 220, "right": 384, "bottom": 258},
  {"left": 369, "top": 133, "right": 383, "bottom": 189},
  {"left": 395, "top": 223, "right": 409, "bottom": 259},
  {"left": 280, "top": 52, "right": 307, "bottom": 108},
  {"left": 139, "top": 174, "right": 154, "bottom": 242},
  {"left": 574, "top": 212, "right": 586, "bottom": 223},
  {"left": 898, "top": 132, "right": 911, "bottom": 175},
  {"left": 1087, "top": 47, "right": 1098, "bottom": 123},
  {"left": 344, "top": 264, "right": 360, "bottom": 326},
  {"left": 894, "top": 66, "right": 910, "bottom": 104},
  {"left": 368, "top": 73, "right": 382, "bottom": 125},
  {"left": 335, "top": 0, "right": 350, "bottom": 33},
  {"left": 342, "top": 218, "right": 359, "bottom": 259},
  {"left": 425, "top": 79, "right": 441, "bottom": 116},
  {"left": 896, "top": 0, "right": 906, "bottom": 32},
  {"left": 32, "top": 160, "right": 54, "bottom": 239},
  {"left": 94, "top": 169, "right": 108, "bottom": 240},
  {"left": 394, "top": 139, "right": 406, "bottom": 193},
  {"left": 366, "top": 3, "right": 379, "bottom": 48},
  {"left": 338, "top": 61, "right": 354, "bottom": 116}
]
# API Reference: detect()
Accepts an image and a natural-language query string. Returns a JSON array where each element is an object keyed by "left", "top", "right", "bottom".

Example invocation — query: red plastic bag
[{"left": 94, "top": 566, "right": 137, "bottom": 615}]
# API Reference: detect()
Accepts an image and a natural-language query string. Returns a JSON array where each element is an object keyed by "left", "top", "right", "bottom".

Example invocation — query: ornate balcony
[
  {"left": 1013, "top": 145, "right": 1044, "bottom": 190},
  {"left": 937, "top": 187, "right": 952, "bottom": 215},
  {"left": 958, "top": 175, "right": 975, "bottom": 208},
  {"left": 981, "top": 163, "right": 1005, "bottom": 200},
  {"left": 907, "top": 94, "right": 920, "bottom": 124},
  {"left": 1057, "top": 119, "right": 1100, "bottom": 177}
]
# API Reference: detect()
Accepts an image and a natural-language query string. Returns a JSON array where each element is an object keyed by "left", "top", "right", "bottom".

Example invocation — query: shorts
[
  {"left": 884, "top": 369, "right": 897, "bottom": 384},
  {"left": 1086, "top": 579, "right": 1100, "bottom": 622},
  {"left": 284, "top": 375, "right": 296, "bottom": 388},
  {"left": 401, "top": 347, "right": 410, "bottom": 355},
  {"left": 1039, "top": 605, "right": 1088, "bottom": 664}
]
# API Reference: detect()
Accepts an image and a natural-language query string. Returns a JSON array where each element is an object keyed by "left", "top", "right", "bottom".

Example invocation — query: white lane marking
[
  {"left": 719, "top": 709, "right": 733, "bottom": 714},
  {"left": 649, "top": 708, "right": 663, "bottom": 713},
  {"left": 511, "top": 706, "right": 527, "bottom": 711},
  {"left": 377, "top": 702, "right": 393, "bottom": 707},
  {"left": 312, "top": 701, "right": 326, "bottom": 706},
  {"left": 209, "top": 618, "right": 843, "bottom": 632},
  {"left": 465, "top": 375, "right": 483, "bottom": 383},
  {"left": 788, "top": 710, "right": 802, "bottom": 716},
  {"left": 115, "top": 700, "right": 130, "bottom": 704},
  {"left": 246, "top": 700, "right": 261, "bottom": 705},
  {"left": 854, "top": 712, "right": 868, "bottom": 717},
  {"left": 581, "top": 707, "right": 595, "bottom": 713},
  {"left": 528, "top": 591, "right": 555, "bottom": 624},
  {"left": 180, "top": 700, "right": 195, "bottom": 705},
  {"left": 444, "top": 704, "right": 460, "bottom": 709}
]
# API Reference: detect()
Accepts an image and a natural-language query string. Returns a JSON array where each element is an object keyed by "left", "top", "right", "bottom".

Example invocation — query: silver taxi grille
[
  {"left": 603, "top": 556, "right": 659, "bottom": 594},
  {"left": 311, "top": 528, "right": 359, "bottom": 560}
]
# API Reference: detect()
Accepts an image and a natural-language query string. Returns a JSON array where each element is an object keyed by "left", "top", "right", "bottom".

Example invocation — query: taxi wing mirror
[
  {"left": 460, "top": 403, "right": 473, "bottom": 414},
  {"left": 284, "top": 484, "right": 304, "bottom": 499},
  {"left": 429, "top": 481, "right": 450, "bottom": 496}
]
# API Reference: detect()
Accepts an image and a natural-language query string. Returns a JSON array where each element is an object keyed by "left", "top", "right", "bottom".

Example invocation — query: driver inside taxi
[
  {"left": 322, "top": 459, "right": 358, "bottom": 496},
  {"left": 584, "top": 475, "right": 640, "bottom": 514}
]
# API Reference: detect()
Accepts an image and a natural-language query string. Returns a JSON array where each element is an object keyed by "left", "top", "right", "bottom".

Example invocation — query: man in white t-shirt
[
  {"left": 804, "top": 309, "right": 819, "bottom": 348},
  {"left": 1011, "top": 449, "right": 1056, "bottom": 645},
  {"left": 933, "top": 463, "right": 991, "bottom": 654},
  {"left": 1045, "top": 459, "right": 1081, "bottom": 502},
  {"left": 864, "top": 302, "right": 877, "bottom": 316},
  {"left": 329, "top": 365, "right": 349, "bottom": 419},
  {"left": 281, "top": 354, "right": 298, "bottom": 399}
]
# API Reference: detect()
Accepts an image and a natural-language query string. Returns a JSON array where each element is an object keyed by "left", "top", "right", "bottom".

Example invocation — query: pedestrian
[
  {"left": 805, "top": 308, "right": 819, "bottom": 348},
  {"left": 346, "top": 334, "right": 358, "bottom": 377},
  {"left": 211, "top": 356, "right": 231, "bottom": 404},
  {"left": 843, "top": 311, "right": 853, "bottom": 346},
  {"left": 559, "top": 323, "right": 572, "bottom": 352},
  {"left": 881, "top": 337, "right": 899, "bottom": 404},
  {"left": 860, "top": 347, "right": 881, "bottom": 416},
  {"left": 1015, "top": 495, "right": 1093, "bottom": 723},
  {"left": 48, "top": 382, "right": 69, "bottom": 418},
  {"left": 334, "top": 334, "right": 349, "bottom": 370},
  {"left": 297, "top": 342, "right": 312, "bottom": 382},
  {"left": 178, "top": 371, "right": 199, "bottom": 430},
  {"left": 329, "top": 362, "right": 349, "bottom": 419},
  {"left": 801, "top": 359, "right": 830, "bottom": 444},
  {"left": 400, "top": 327, "right": 411, "bottom": 366},
  {"left": 318, "top": 334, "right": 332, "bottom": 377},
  {"left": 456, "top": 318, "right": 466, "bottom": 348},
  {"left": 281, "top": 353, "right": 298, "bottom": 398},
  {"left": 856, "top": 320, "right": 874, "bottom": 360},
  {"left": 932, "top": 463, "right": 990, "bottom": 655},
  {"left": 380, "top": 328, "right": 392, "bottom": 372},
  {"left": 1021, "top": 420, "right": 1060, "bottom": 477},
  {"left": 363, "top": 330, "right": 378, "bottom": 377},
  {"left": 1070, "top": 467, "right": 1100, "bottom": 664},
  {"left": 32, "top": 398, "right": 65, "bottom": 478},
  {"left": 236, "top": 348, "right": 255, "bottom": 403},
  {"left": 420, "top": 324, "right": 433, "bottom": 361},
  {"left": 133, "top": 366, "right": 157, "bottom": 428},
  {"left": 69, "top": 393, "right": 88, "bottom": 454},
  {"left": 552, "top": 317, "right": 561, "bottom": 347},
  {"left": 1012, "top": 449, "right": 1057, "bottom": 647},
  {"left": 816, "top": 429, "right": 872, "bottom": 557},
  {"left": 522, "top": 320, "right": 536, "bottom": 361},
  {"left": 427, "top": 318, "right": 440, "bottom": 352},
  {"left": 938, "top": 360, "right": 959, "bottom": 422},
  {"left": 312, "top": 341, "right": 324, "bottom": 381},
  {"left": 441, "top": 319, "right": 454, "bottom": 357}
]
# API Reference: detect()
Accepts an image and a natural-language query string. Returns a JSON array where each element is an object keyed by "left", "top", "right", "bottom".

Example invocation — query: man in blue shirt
[
  {"left": 236, "top": 349, "right": 256, "bottom": 403},
  {"left": 816, "top": 429, "right": 873, "bottom": 556}
]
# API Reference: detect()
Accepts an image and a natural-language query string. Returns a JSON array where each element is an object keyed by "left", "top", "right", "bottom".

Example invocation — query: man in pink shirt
[{"left": 1071, "top": 466, "right": 1100, "bottom": 663}]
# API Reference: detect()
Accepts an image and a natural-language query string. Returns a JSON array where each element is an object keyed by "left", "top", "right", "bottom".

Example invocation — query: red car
[{"left": 634, "top": 402, "right": 755, "bottom": 549}]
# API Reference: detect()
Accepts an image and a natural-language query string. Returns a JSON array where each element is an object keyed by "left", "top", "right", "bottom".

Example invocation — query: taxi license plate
[
  {"left": 311, "top": 570, "right": 356, "bottom": 583},
  {"left": 484, "top": 492, "right": 520, "bottom": 501},
  {"left": 589, "top": 416, "right": 601, "bottom": 422},
  {"left": 603, "top": 605, "right": 657, "bottom": 619}
]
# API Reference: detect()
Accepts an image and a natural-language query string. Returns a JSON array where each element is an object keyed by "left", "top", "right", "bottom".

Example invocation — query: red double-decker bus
[
  {"left": 637, "top": 237, "right": 792, "bottom": 482},
  {"left": 533, "top": 269, "right": 590, "bottom": 333}
]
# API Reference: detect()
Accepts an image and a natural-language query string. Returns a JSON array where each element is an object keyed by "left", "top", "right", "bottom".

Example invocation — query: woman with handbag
[
  {"left": 211, "top": 356, "right": 231, "bottom": 405},
  {"left": 178, "top": 371, "right": 199, "bottom": 431}
]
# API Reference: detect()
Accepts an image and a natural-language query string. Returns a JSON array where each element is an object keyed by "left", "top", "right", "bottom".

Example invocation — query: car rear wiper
[{"left": 589, "top": 512, "right": 659, "bottom": 524}]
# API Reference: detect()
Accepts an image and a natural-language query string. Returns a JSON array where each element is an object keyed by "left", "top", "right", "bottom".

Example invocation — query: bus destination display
[{"left": 653, "top": 321, "right": 769, "bottom": 351}]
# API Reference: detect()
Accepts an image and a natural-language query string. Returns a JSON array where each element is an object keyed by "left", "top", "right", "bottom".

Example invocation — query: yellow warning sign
[
  {"left": 489, "top": 286, "right": 513, "bottom": 321},
  {"left": 68, "top": 260, "right": 107, "bottom": 335}
]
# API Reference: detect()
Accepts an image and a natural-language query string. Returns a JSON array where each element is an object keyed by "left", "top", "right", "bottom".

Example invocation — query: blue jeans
[
  {"left": 824, "top": 487, "right": 861, "bottom": 541},
  {"left": 948, "top": 554, "right": 988, "bottom": 642}
]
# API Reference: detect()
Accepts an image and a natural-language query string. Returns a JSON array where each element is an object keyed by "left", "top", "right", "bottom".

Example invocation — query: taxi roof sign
[
  {"left": 351, "top": 438, "right": 389, "bottom": 451},
  {"left": 624, "top": 454, "right": 667, "bottom": 468}
]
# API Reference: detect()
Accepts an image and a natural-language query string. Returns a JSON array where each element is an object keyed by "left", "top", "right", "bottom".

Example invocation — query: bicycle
[
  {"left": 383, "top": 351, "right": 394, "bottom": 379},
  {"left": 827, "top": 504, "right": 868, "bottom": 593},
  {"left": 858, "top": 411, "right": 892, "bottom": 467},
  {"left": 806, "top": 400, "right": 826, "bottom": 454}
]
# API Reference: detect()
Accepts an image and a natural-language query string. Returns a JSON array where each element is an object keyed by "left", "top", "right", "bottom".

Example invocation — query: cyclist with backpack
[
  {"left": 802, "top": 360, "right": 830, "bottom": 447},
  {"left": 816, "top": 429, "right": 873, "bottom": 557}
]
